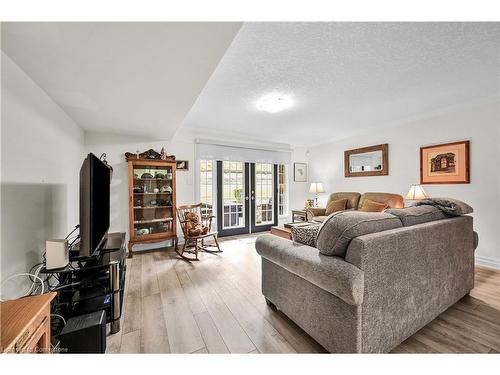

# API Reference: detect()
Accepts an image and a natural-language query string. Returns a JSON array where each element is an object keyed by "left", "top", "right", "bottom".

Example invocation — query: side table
[
  {"left": 270, "top": 226, "right": 292, "bottom": 240},
  {"left": 291, "top": 209, "right": 307, "bottom": 223}
]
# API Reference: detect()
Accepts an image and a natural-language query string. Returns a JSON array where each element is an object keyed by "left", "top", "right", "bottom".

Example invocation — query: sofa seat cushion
[
  {"left": 325, "top": 198, "right": 348, "bottom": 215},
  {"left": 311, "top": 215, "right": 329, "bottom": 223},
  {"left": 386, "top": 205, "right": 447, "bottom": 226},
  {"left": 316, "top": 211, "right": 403, "bottom": 257},
  {"left": 291, "top": 223, "right": 321, "bottom": 247}
]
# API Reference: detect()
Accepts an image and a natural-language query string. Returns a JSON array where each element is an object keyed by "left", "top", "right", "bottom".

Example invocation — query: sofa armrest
[
  {"left": 255, "top": 234, "right": 364, "bottom": 305},
  {"left": 473, "top": 231, "right": 479, "bottom": 250},
  {"left": 306, "top": 207, "right": 326, "bottom": 221}
]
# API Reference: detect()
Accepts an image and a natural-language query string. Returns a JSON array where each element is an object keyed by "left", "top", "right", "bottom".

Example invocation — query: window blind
[{"left": 195, "top": 139, "right": 292, "bottom": 164}]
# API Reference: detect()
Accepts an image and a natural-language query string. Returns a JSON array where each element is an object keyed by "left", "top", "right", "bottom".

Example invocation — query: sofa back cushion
[
  {"left": 386, "top": 205, "right": 447, "bottom": 226},
  {"left": 358, "top": 192, "right": 404, "bottom": 210},
  {"left": 415, "top": 198, "right": 473, "bottom": 216},
  {"left": 359, "top": 199, "right": 388, "bottom": 212},
  {"left": 327, "top": 192, "right": 361, "bottom": 210},
  {"left": 325, "top": 198, "right": 348, "bottom": 215},
  {"left": 316, "top": 211, "right": 403, "bottom": 257}
]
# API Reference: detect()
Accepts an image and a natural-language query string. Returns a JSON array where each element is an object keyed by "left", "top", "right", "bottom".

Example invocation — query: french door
[
  {"left": 216, "top": 161, "right": 250, "bottom": 236},
  {"left": 216, "top": 161, "right": 278, "bottom": 237},
  {"left": 250, "top": 163, "right": 278, "bottom": 233}
]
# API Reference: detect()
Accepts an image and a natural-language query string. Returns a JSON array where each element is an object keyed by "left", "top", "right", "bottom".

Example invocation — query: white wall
[
  {"left": 85, "top": 131, "right": 308, "bottom": 246},
  {"left": 84, "top": 132, "right": 196, "bottom": 250},
  {"left": 1, "top": 52, "right": 85, "bottom": 299},
  {"left": 288, "top": 146, "right": 309, "bottom": 214},
  {"left": 306, "top": 101, "right": 500, "bottom": 267}
]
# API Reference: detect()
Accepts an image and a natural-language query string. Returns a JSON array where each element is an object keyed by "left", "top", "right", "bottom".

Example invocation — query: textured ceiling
[
  {"left": 1, "top": 22, "right": 242, "bottom": 139},
  {"left": 182, "top": 22, "right": 500, "bottom": 146}
]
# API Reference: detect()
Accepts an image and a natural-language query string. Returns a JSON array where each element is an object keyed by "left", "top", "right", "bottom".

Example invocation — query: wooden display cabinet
[{"left": 126, "top": 153, "right": 178, "bottom": 257}]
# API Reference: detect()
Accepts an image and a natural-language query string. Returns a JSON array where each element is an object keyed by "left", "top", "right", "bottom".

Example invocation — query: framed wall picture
[
  {"left": 294, "top": 163, "right": 308, "bottom": 182},
  {"left": 176, "top": 160, "right": 189, "bottom": 171},
  {"left": 344, "top": 143, "right": 389, "bottom": 177},
  {"left": 420, "top": 140, "right": 470, "bottom": 184}
]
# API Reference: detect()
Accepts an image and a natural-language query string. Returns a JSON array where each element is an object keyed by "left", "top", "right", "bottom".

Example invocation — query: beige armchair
[
  {"left": 306, "top": 192, "right": 361, "bottom": 222},
  {"left": 305, "top": 207, "right": 329, "bottom": 221}
]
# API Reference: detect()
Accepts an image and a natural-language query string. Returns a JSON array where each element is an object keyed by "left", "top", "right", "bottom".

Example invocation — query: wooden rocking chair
[{"left": 176, "top": 203, "right": 222, "bottom": 261}]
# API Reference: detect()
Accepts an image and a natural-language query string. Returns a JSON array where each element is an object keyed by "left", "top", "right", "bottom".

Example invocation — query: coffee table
[{"left": 270, "top": 226, "right": 292, "bottom": 240}]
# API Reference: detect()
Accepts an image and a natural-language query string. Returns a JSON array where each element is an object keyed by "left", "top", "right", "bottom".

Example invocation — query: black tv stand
[{"left": 41, "top": 232, "right": 126, "bottom": 334}]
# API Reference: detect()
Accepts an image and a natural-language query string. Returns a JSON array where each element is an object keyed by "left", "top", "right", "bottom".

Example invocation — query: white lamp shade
[
  {"left": 405, "top": 184, "right": 429, "bottom": 200},
  {"left": 309, "top": 182, "right": 325, "bottom": 193}
]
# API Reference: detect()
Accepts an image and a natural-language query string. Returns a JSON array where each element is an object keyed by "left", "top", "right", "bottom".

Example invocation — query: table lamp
[
  {"left": 405, "top": 184, "right": 429, "bottom": 206},
  {"left": 309, "top": 182, "right": 325, "bottom": 207}
]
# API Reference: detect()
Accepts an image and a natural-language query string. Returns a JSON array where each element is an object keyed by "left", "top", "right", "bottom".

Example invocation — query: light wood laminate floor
[{"left": 107, "top": 235, "right": 500, "bottom": 354}]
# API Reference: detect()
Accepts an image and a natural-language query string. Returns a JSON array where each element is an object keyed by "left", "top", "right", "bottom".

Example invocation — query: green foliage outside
[{"left": 233, "top": 188, "right": 243, "bottom": 203}]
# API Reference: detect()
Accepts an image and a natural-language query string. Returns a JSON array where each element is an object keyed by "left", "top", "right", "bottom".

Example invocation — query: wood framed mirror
[{"left": 344, "top": 144, "right": 389, "bottom": 177}]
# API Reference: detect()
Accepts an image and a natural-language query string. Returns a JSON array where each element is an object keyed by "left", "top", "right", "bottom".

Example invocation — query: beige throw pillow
[{"left": 325, "top": 198, "right": 348, "bottom": 215}]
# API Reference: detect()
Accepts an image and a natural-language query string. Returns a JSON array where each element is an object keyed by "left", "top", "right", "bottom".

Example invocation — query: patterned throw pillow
[
  {"left": 291, "top": 223, "right": 321, "bottom": 247},
  {"left": 359, "top": 199, "right": 388, "bottom": 212},
  {"left": 325, "top": 198, "right": 348, "bottom": 215}
]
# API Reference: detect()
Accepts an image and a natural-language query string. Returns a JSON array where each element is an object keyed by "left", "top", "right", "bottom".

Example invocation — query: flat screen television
[{"left": 79, "top": 153, "right": 111, "bottom": 257}]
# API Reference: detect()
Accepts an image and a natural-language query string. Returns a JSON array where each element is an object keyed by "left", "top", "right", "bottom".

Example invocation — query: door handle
[
  {"left": 245, "top": 196, "right": 249, "bottom": 200},
  {"left": 251, "top": 196, "right": 255, "bottom": 200}
]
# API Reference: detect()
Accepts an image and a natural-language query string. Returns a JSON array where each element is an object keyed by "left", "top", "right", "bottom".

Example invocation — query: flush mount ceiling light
[{"left": 256, "top": 93, "right": 293, "bottom": 113}]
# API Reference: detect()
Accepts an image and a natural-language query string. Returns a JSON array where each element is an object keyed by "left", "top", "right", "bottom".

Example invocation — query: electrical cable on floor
[
  {"left": 51, "top": 313, "right": 67, "bottom": 325},
  {"left": 68, "top": 235, "right": 80, "bottom": 250},
  {"left": 1, "top": 225, "right": 83, "bottom": 301},
  {"left": 46, "top": 273, "right": 60, "bottom": 290},
  {"left": 49, "top": 281, "right": 81, "bottom": 292},
  {"left": 0, "top": 272, "right": 45, "bottom": 301},
  {"left": 27, "top": 264, "right": 45, "bottom": 296},
  {"left": 65, "top": 224, "right": 80, "bottom": 240},
  {"left": 28, "top": 262, "right": 44, "bottom": 282},
  {"left": 3, "top": 224, "right": 84, "bottom": 301}
]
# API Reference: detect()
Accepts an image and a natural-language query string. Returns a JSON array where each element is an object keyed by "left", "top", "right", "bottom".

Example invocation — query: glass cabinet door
[{"left": 132, "top": 164, "right": 174, "bottom": 238}]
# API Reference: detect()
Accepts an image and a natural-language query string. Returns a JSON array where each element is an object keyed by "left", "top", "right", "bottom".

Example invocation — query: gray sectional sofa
[{"left": 255, "top": 200, "right": 477, "bottom": 353}]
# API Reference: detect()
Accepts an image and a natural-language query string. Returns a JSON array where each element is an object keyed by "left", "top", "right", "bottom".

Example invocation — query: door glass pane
[
  {"left": 278, "top": 164, "right": 287, "bottom": 216},
  {"left": 255, "top": 163, "right": 274, "bottom": 226},
  {"left": 132, "top": 164, "right": 174, "bottom": 238},
  {"left": 222, "top": 161, "right": 245, "bottom": 229},
  {"left": 199, "top": 160, "right": 213, "bottom": 220}
]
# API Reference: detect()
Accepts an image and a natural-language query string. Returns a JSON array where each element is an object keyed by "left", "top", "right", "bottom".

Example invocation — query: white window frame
[
  {"left": 195, "top": 159, "right": 217, "bottom": 228},
  {"left": 278, "top": 164, "right": 289, "bottom": 217},
  {"left": 254, "top": 162, "right": 275, "bottom": 226}
]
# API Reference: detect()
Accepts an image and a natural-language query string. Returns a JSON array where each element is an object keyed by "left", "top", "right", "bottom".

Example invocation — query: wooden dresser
[{"left": 1, "top": 292, "right": 56, "bottom": 353}]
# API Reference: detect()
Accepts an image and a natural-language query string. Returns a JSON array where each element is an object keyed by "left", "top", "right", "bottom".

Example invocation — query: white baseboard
[{"left": 475, "top": 255, "right": 500, "bottom": 270}]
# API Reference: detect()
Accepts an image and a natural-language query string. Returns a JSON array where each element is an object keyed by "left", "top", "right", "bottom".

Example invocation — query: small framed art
[
  {"left": 176, "top": 160, "right": 189, "bottom": 171},
  {"left": 294, "top": 163, "right": 308, "bottom": 182}
]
